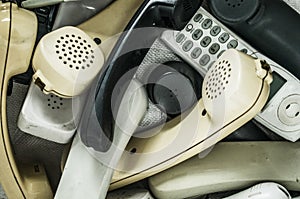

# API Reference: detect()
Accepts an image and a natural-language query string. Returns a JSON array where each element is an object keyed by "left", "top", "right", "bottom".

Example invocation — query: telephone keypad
[{"left": 168, "top": 8, "right": 251, "bottom": 74}]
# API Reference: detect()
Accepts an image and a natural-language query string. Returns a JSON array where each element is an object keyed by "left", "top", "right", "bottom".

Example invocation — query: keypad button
[
  {"left": 210, "top": 26, "right": 221, "bottom": 36},
  {"left": 191, "top": 47, "right": 202, "bottom": 59},
  {"left": 199, "top": 54, "right": 210, "bottom": 66},
  {"left": 227, "top": 40, "right": 238, "bottom": 49},
  {"left": 176, "top": 33, "right": 185, "bottom": 43},
  {"left": 186, "top": 24, "right": 193, "bottom": 32},
  {"left": 202, "top": 19, "right": 212, "bottom": 29},
  {"left": 209, "top": 43, "right": 220, "bottom": 54},
  {"left": 193, "top": 13, "right": 203, "bottom": 22},
  {"left": 240, "top": 48, "right": 248, "bottom": 54},
  {"left": 200, "top": 36, "right": 212, "bottom": 47},
  {"left": 219, "top": 33, "right": 230, "bottom": 43},
  {"left": 217, "top": 50, "right": 225, "bottom": 58},
  {"left": 192, "top": 29, "right": 203, "bottom": 40},
  {"left": 182, "top": 40, "right": 193, "bottom": 52}
]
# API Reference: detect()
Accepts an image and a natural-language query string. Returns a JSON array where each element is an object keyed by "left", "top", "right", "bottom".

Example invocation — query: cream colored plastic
[
  {"left": 55, "top": 79, "right": 148, "bottom": 199},
  {"left": 77, "top": 0, "right": 143, "bottom": 41},
  {"left": 19, "top": 164, "right": 53, "bottom": 199},
  {"left": 107, "top": 188, "right": 154, "bottom": 199},
  {"left": 110, "top": 49, "right": 272, "bottom": 190},
  {"left": 224, "top": 182, "right": 291, "bottom": 199},
  {"left": 0, "top": 2, "right": 52, "bottom": 199},
  {"left": 32, "top": 26, "right": 104, "bottom": 98},
  {"left": 148, "top": 142, "right": 300, "bottom": 199}
]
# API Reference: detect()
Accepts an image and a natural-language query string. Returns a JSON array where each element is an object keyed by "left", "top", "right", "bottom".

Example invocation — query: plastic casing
[
  {"left": 18, "top": 81, "right": 76, "bottom": 144},
  {"left": 208, "top": 0, "right": 300, "bottom": 80},
  {"left": 32, "top": 26, "right": 104, "bottom": 98},
  {"left": 110, "top": 49, "right": 272, "bottom": 190}
]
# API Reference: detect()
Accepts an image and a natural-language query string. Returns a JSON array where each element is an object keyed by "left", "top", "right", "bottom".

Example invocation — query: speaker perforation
[
  {"left": 205, "top": 59, "right": 233, "bottom": 99},
  {"left": 55, "top": 33, "right": 96, "bottom": 71},
  {"left": 47, "top": 95, "right": 65, "bottom": 110}
]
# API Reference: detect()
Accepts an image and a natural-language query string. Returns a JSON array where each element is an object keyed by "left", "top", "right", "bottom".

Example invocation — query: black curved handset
[
  {"left": 146, "top": 61, "right": 203, "bottom": 118},
  {"left": 208, "top": 0, "right": 300, "bottom": 80}
]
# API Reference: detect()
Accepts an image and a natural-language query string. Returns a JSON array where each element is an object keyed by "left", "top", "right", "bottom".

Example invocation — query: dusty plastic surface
[{"left": 18, "top": 81, "right": 76, "bottom": 144}]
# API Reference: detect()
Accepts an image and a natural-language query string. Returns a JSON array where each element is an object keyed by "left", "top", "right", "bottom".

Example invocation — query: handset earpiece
[
  {"left": 32, "top": 26, "right": 105, "bottom": 98},
  {"left": 110, "top": 48, "right": 272, "bottom": 190},
  {"left": 208, "top": 0, "right": 300, "bottom": 80},
  {"left": 146, "top": 61, "right": 203, "bottom": 118}
]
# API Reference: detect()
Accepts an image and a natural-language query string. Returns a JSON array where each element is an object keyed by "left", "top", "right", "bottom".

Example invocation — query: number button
[
  {"left": 193, "top": 13, "right": 203, "bottom": 22},
  {"left": 209, "top": 43, "right": 220, "bottom": 54},
  {"left": 200, "top": 36, "right": 212, "bottom": 47},
  {"left": 191, "top": 47, "right": 202, "bottom": 59},
  {"left": 202, "top": 19, "right": 212, "bottom": 29},
  {"left": 182, "top": 40, "right": 193, "bottom": 52},
  {"left": 176, "top": 33, "right": 185, "bottom": 43},
  {"left": 227, "top": 40, "right": 238, "bottom": 49},
  {"left": 192, "top": 29, "right": 203, "bottom": 40},
  {"left": 199, "top": 54, "right": 210, "bottom": 66},
  {"left": 210, "top": 26, "right": 221, "bottom": 36},
  {"left": 219, "top": 33, "right": 230, "bottom": 43},
  {"left": 185, "top": 24, "right": 193, "bottom": 32}
]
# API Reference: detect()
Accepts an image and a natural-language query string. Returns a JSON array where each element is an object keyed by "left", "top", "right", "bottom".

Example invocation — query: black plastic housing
[{"left": 208, "top": 0, "right": 300, "bottom": 79}]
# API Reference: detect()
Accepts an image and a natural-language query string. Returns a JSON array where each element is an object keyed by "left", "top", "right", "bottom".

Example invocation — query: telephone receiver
[
  {"left": 32, "top": 26, "right": 105, "bottom": 98},
  {"left": 0, "top": 2, "right": 54, "bottom": 199},
  {"left": 110, "top": 48, "right": 272, "bottom": 190},
  {"left": 208, "top": 0, "right": 300, "bottom": 80},
  {"left": 55, "top": 79, "right": 148, "bottom": 199},
  {"left": 224, "top": 182, "right": 291, "bottom": 199}
]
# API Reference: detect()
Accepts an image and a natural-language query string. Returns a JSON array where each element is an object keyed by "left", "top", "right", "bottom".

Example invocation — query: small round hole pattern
[
  {"left": 55, "top": 33, "right": 95, "bottom": 71},
  {"left": 205, "top": 59, "right": 232, "bottom": 100},
  {"left": 47, "top": 94, "right": 65, "bottom": 110}
]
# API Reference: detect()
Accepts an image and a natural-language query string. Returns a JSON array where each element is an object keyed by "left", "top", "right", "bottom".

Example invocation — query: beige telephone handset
[
  {"left": 0, "top": 2, "right": 53, "bottom": 199},
  {"left": 32, "top": 26, "right": 105, "bottom": 98},
  {"left": 110, "top": 49, "right": 272, "bottom": 190}
]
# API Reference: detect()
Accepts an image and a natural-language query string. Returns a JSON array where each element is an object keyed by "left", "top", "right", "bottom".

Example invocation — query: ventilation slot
[
  {"left": 205, "top": 60, "right": 232, "bottom": 100},
  {"left": 54, "top": 33, "right": 95, "bottom": 71}
]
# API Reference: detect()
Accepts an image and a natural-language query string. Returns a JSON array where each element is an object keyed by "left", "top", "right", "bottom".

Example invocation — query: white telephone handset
[
  {"left": 110, "top": 49, "right": 272, "bottom": 190},
  {"left": 224, "top": 182, "right": 291, "bottom": 199}
]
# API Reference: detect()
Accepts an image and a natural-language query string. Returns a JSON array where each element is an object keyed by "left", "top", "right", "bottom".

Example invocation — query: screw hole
[
  {"left": 94, "top": 37, "right": 101, "bottom": 45},
  {"left": 202, "top": 109, "right": 207, "bottom": 116},
  {"left": 130, "top": 148, "right": 137, "bottom": 154}
]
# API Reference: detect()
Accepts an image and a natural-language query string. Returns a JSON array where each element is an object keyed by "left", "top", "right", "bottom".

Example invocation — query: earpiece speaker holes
[
  {"left": 54, "top": 33, "right": 96, "bottom": 71},
  {"left": 205, "top": 59, "right": 232, "bottom": 100}
]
